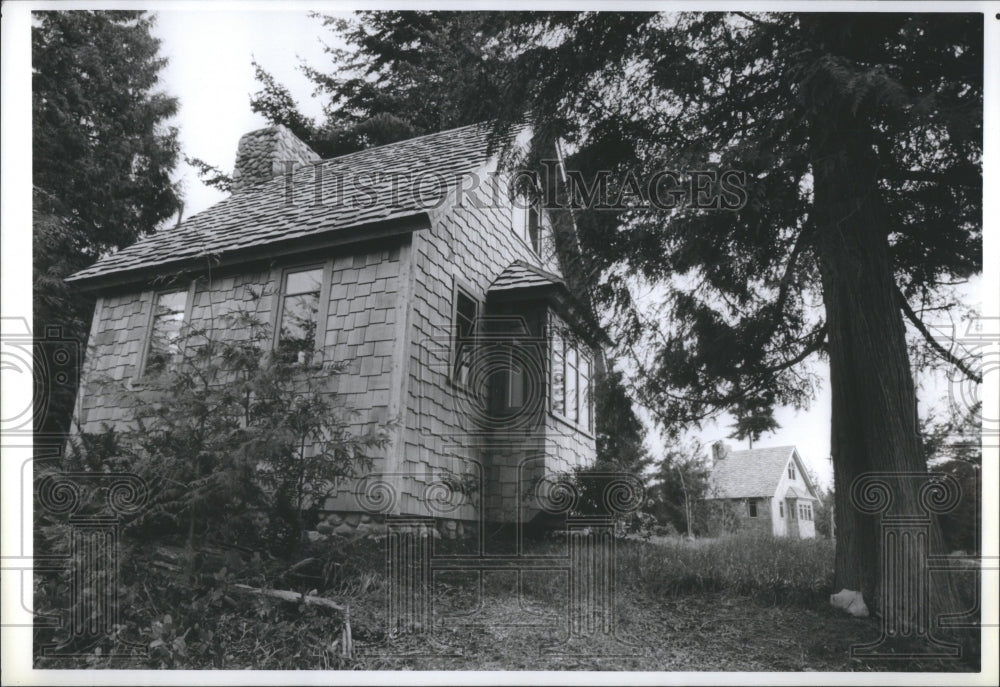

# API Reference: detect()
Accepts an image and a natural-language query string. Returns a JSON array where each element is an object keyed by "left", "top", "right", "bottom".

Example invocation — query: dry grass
[{"left": 35, "top": 533, "right": 980, "bottom": 672}]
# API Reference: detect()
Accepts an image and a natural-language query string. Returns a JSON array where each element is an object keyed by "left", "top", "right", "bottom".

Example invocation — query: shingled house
[
  {"left": 67, "top": 123, "right": 602, "bottom": 534},
  {"left": 705, "top": 443, "right": 819, "bottom": 538}
]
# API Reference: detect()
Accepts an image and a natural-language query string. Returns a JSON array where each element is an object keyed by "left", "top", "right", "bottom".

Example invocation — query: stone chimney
[
  {"left": 231, "top": 125, "right": 320, "bottom": 194},
  {"left": 711, "top": 441, "right": 730, "bottom": 466}
]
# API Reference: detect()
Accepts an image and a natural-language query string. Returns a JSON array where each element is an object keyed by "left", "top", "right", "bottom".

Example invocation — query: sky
[
  {"left": 145, "top": 10, "right": 986, "bottom": 489},
  {"left": 153, "top": 10, "right": 342, "bottom": 217}
]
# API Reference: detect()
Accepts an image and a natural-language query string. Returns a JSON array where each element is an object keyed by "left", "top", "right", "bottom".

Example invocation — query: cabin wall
[
  {"left": 401, "top": 165, "right": 596, "bottom": 523},
  {"left": 72, "top": 244, "right": 407, "bottom": 500}
]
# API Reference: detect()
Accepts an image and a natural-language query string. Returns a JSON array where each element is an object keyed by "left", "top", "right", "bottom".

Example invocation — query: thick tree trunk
[{"left": 810, "top": 107, "right": 958, "bottom": 622}]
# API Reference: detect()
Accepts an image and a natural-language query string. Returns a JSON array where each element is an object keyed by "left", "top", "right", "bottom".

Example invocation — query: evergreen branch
[
  {"left": 760, "top": 323, "right": 827, "bottom": 374},
  {"left": 896, "top": 287, "right": 982, "bottom": 383}
]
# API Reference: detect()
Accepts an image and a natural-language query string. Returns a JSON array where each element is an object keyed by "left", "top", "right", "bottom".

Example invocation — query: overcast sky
[{"left": 148, "top": 9, "right": 981, "bottom": 489}]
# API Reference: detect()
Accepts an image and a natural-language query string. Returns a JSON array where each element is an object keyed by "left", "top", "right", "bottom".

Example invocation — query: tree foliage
[
  {"left": 646, "top": 437, "right": 710, "bottom": 537},
  {"left": 250, "top": 11, "right": 982, "bottom": 615},
  {"left": 33, "top": 10, "right": 182, "bottom": 437},
  {"left": 592, "top": 367, "right": 654, "bottom": 476}
]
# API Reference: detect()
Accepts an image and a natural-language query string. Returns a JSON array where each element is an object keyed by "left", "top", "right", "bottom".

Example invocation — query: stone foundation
[{"left": 305, "top": 512, "right": 470, "bottom": 544}]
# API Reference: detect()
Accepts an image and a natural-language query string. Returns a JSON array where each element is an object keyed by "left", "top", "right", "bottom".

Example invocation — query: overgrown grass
[
  {"left": 618, "top": 533, "right": 836, "bottom": 604},
  {"left": 37, "top": 531, "right": 981, "bottom": 671}
]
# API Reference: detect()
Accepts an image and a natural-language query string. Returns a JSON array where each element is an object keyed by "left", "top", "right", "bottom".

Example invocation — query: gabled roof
[
  {"left": 67, "top": 123, "right": 497, "bottom": 286},
  {"left": 488, "top": 260, "right": 566, "bottom": 294},
  {"left": 707, "top": 445, "right": 804, "bottom": 499}
]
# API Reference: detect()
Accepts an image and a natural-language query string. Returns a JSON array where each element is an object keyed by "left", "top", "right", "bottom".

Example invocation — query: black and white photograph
[{"left": 1, "top": 2, "right": 997, "bottom": 683}]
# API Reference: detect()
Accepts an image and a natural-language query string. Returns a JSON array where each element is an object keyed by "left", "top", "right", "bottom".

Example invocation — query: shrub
[{"left": 65, "top": 297, "right": 390, "bottom": 556}]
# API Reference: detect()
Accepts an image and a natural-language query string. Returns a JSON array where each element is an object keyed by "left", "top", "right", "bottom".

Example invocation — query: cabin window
[
  {"left": 550, "top": 330, "right": 566, "bottom": 415},
  {"left": 507, "top": 347, "right": 526, "bottom": 408},
  {"left": 579, "top": 353, "right": 592, "bottom": 432},
  {"left": 276, "top": 266, "right": 323, "bottom": 364},
  {"left": 779, "top": 501, "right": 785, "bottom": 518},
  {"left": 453, "top": 288, "right": 478, "bottom": 385},
  {"left": 788, "top": 465, "right": 796, "bottom": 480},
  {"left": 549, "top": 324, "right": 592, "bottom": 432},
  {"left": 144, "top": 289, "right": 188, "bottom": 375},
  {"left": 512, "top": 195, "right": 542, "bottom": 255},
  {"left": 748, "top": 500, "right": 758, "bottom": 518},
  {"left": 798, "top": 503, "right": 813, "bottom": 521}
]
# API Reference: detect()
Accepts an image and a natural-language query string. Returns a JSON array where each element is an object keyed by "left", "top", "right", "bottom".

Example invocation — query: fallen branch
[{"left": 231, "top": 584, "right": 345, "bottom": 612}]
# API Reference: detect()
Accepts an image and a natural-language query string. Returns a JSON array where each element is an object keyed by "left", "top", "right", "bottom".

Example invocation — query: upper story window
[
  {"left": 512, "top": 196, "right": 542, "bottom": 255},
  {"left": 453, "top": 288, "right": 478, "bottom": 386},
  {"left": 144, "top": 289, "right": 188, "bottom": 375},
  {"left": 549, "top": 325, "right": 592, "bottom": 433},
  {"left": 788, "top": 464, "right": 796, "bottom": 480},
  {"left": 276, "top": 266, "right": 323, "bottom": 364}
]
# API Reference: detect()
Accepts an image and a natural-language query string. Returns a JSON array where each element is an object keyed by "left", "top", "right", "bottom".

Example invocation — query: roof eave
[{"left": 66, "top": 213, "right": 431, "bottom": 293}]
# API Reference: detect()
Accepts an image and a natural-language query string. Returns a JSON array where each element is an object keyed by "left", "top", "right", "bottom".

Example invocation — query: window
[
  {"left": 748, "top": 500, "right": 758, "bottom": 518},
  {"left": 145, "top": 289, "right": 188, "bottom": 375},
  {"left": 550, "top": 330, "right": 566, "bottom": 415},
  {"left": 800, "top": 503, "right": 812, "bottom": 521},
  {"left": 549, "top": 322, "right": 592, "bottom": 432},
  {"left": 579, "top": 354, "right": 592, "bottom": 432},
  {"left": 565, "top": 344, "right": 578, "bottom": 423},
  {"left": 453, "top": 288, "right": 478, "bottom": 385},
  {"left": 277, "top": 266, "right": 323, "bottom": 364},
  {"left": 788, "top": 464, "right": 796, "bottom": 480},
  {"left": 779, "top": 501, "right": 785, "bottom": 518},
  {"left": 512, "top": 196, "right": 542, "bottom": 255},
  {"left": 507, "top": 347, "right": 525, "bottom": 408}
]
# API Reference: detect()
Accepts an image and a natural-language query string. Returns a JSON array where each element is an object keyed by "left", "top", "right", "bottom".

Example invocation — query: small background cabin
[{"left": 705, "top": 443, "right": 819, "bottom": 538}]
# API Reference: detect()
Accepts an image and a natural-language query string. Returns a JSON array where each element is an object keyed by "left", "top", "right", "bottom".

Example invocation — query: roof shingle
[
  {"left": 68, "top": 123, "right": 497, "bottom": 284},
  {"left": 707, "top": 445, "right": 796, "bottom": 499},
  {"left": 489, "top": 260, "right": 566, "bottom": 293}
]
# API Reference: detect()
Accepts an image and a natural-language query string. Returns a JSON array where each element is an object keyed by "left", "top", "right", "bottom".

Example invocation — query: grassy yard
[{"left": 35, "top": 532, "right": 981, "bottom": 672}]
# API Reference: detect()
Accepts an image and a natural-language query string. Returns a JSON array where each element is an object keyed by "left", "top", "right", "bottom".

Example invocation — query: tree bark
[{"left": 809, "top": 103, "right": 958, "bottom": 622}]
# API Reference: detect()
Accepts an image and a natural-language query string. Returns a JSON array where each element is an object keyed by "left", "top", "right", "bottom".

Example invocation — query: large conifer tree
[{"left": 33, "top": 10, "right": 182, "bottom": 439}]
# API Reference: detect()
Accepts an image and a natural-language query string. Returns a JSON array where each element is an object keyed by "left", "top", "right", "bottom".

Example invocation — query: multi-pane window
[
  {"left": 549, "top": 326, "right": 592, "bottom": 432},
  {"left": 550, "top": 330, "right": 565, "bottom": 416},
  {"left": 453, "top": 289, "right": 478, "bottom": 385},
  {"left": 748, "top": 500, "right": 758, "bottom": 518},
  {"left": 145, "top": 289, "right": 187, "bottom": 375},
  {"left": 277, "top": 267, "right": 323, "bottom": 364},
  {"left": 798, "top": 503, "right": 813, "bottom": 521},
  {"left": 788, "top": 465, "right": 796, "bottom": 480}
]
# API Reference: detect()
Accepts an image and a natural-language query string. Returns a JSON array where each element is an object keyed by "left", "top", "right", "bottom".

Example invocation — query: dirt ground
[{"left": 353, "top": 587, "right": 980, "bottom": 672}]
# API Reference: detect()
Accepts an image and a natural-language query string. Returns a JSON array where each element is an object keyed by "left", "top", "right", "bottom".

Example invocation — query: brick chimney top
[
  {"left": 711, "top": 441, "right": 730, "bottom": 466},
  {"left": 231, "top": 125, "right": 320, "bottom": 194}
]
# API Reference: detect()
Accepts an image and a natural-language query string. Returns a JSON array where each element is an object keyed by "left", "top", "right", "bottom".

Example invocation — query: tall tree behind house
[{"left": 33, "top": 10, "right": 182, "bottom": 440}]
